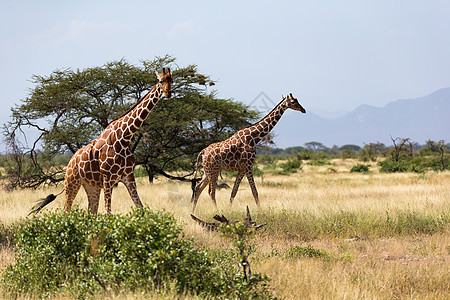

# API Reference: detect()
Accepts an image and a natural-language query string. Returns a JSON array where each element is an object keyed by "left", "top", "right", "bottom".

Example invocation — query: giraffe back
[{"left": 201, "top": 132, "right": 256, "bottom": 172}]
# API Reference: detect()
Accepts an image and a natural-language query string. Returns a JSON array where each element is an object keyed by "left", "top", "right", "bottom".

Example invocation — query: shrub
[
  {"left": 285, "top": 245, "right": 331, "bottom": 260},
  {"left": 350, "top": 164, "right": 370, "bottom": 173},
  {"left": 408, "top": 163, "right": 426, "bottom": 174},
  {"left": 378, "top": 160, "right": 409, "bottom": 173},
  {"left": 262, "top": 162, "right": 277, "bottom": 173},
  {"left": 276, "top": 159, "right": 302, "bottom": 175},
  {"left": 297, "top": 149, "right": 313, "bottom": 160},
  {"left": 306, "top": 159, "right": 332, "bottom": 166},
  {"left": 410, "top": 156, "right": 449, "bottom": 171},
  {"left": 341, "top": 149, "right": 356, "bottom": 159},
  {"left": 253, "top": 164, "right": 264, "bottom": 177},
  {"left": 2, "top": 208, "right": 276, "bottom": 299},
  {"left": 378, "top": 156, "right": 449, "bottom": 173},
  {"left": 0, "top": 222, "right": 16, "bottom": 249},
  {"left": 223, "top": 170, "right": 239, "bottom": 177},
  {"left": 133, "top": 166, "right": 148, "bottom": 178},
  {"left": 1, "top": 209, "right": 207, "bottom": 298},
  {"left": 219, "top": 221, "right": 276, "bottom": 299}
]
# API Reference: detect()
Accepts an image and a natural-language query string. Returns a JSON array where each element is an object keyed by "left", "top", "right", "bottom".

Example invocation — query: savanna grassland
[{"left": 0, "top": 159, "right": 449, "bottom": 299}]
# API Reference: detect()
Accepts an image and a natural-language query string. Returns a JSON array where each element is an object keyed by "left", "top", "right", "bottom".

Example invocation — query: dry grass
[{"left": 0, "top": 159, "right": 449, "bottom": 299}]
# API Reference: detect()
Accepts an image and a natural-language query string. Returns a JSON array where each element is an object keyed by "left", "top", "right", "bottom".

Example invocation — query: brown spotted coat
[
  {"left": 64, "top": 69, "right": 173, "bottom": 213},
  {"left": 191, "top": 93, "right": 306, "bottom": 213}
]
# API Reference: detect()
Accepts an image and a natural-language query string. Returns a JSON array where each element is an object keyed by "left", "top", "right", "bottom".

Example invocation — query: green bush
[
  {"left": 0, "top": 222, "right": 16, "bottom": 249},
  {"left": 410, "top": 156, "right": 449, "bottom": 171},
  {"left": 350, "top": 164, "right": 370, "bottom": 173},
  {"left": 253, "top": 164, "right": 264, "bottom": 177},
  {"left": 276, "top": 159, "right": 302, "bottom": 175},
  {"left": 262, "top": 162, "right": 277, "bottom": 173},
  {"left": 133, "top": 166, "right": 148, "bottom": 178},
  {"left": 378, "top": 156, "right": 450, "bottom": 173},
  {"left": 2, "top": 208, "right": 276, "bottom": 299},
  {"left": 223, "top": 170, "right": 239, "bottom": 177},
  {"left": 3, "top": 208, "right": 275, "bottom": 298},
  {"left": 218, "top": 222, "right": 276, "bottom": 299},
  {"left": 297, "top": 149, "right": 313, "bottom": 160},
  {"left": 378, "top": 160, "right": 409, "bottom": 173},
  {"left": 306, "top": 159, "right": 332, "bottom": 166},
  {"left": 285, "top": 245, "right": 331, "bottom": 259}
]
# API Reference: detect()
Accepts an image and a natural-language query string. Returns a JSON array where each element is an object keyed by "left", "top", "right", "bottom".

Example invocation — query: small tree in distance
[
  {"left": 304, "top": 141, "right": 326, "bottom": 154},
  {"left": 359, "top": 142, "right": 385, "bottom": 162}
]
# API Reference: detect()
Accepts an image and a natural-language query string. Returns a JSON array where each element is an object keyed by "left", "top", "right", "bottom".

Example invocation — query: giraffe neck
[
  {"left": 247, "top": 100, "right": 287, "bottom": 146},
  {"left": 109, "top": 83, "right": 162, "bottom": 145}
]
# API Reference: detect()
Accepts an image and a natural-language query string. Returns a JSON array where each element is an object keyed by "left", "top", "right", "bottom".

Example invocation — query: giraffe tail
[
  {"left": 29, "top": 189, "right": 64, "bottom": 216},
  {"left": 193, "top": 149, "right": 204, "bottom": 181},
  {"left": 191, "top": 149, "right": 205, "bottom": 202}
]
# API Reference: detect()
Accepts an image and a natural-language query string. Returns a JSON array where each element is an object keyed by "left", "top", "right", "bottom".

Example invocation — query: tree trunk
[{"left": 144, "top": 164, "right": 155, "bottom": 183}]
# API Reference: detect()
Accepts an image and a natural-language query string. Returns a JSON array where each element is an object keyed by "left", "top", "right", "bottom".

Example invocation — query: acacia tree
[
  {"left": 304, "top": 141, "right": 326, "bottom": 154},
  {"left": 421, "top": 139, "right": 449, "bottom": 171},
  {"left": 133, "top": 93, "right": 255, "bottom": 183},
  {"left": 389, "top": 136, "right": 413, "bottom": 162},
  {"left": 3, "top": 56, "right": 259, "bottom": 189},
  {"left": 359, "top": 142, "right": 385, "bottom": 162},
  {"left": 339, "top": 144, "right": 361, "bottom": 159}
]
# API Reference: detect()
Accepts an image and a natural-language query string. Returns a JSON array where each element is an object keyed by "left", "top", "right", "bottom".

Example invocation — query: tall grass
[
  {"left": 0, "top": 159, "right": 448, "bottom": 299},
  {"left": 257, "top": 208, "right": 448, "bottom": 241}
]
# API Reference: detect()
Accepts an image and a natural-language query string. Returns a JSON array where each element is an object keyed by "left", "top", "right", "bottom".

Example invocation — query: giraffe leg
[
  {"left": 83, "top": 184, "right": 101, "bottom": 214},
  {"left": 230, "top": 171, "right": 245, "bottom": 205},
  {"left": 245, "top": 167, "right": 260, "bottom": 208},
  {"left": 191, "top": 174, "right": 209, "bottom": 214},
  {"left": 64, "top": 176, "right": 81, "bottom": 212},
  {"left": 208, "top": 170, "right": 219, "bottom": 210},
  {"left": 121, "top": 174, "right": 143, "bottom": 208},
  {"left": 103, "top": 175, "right": 114, "bottom": 214}
]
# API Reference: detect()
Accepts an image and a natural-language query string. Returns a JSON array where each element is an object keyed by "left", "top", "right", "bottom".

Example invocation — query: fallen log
[{"left": 190, "top": 206, "right": 267, "bottom": 231}]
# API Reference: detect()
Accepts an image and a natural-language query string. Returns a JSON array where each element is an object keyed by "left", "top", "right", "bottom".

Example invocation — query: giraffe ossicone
[
  {"left": 191, "top": 93, "right": 306, "bottom": 214},
  {"left": 31, "top": 68, "right": 173, "bottom": 215}
]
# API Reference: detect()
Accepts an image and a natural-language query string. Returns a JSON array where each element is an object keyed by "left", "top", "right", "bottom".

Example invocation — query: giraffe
[
  {"left": 31, "top": 68, "right": 173, "bottom": 214},
  {"left": 191, "top": 93, "right": 306, "bottom": 214}
]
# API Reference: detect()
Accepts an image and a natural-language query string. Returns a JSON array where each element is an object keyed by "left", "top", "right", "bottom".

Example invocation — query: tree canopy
[{"left": 3, "top": 55, "right": 259, "bottom": 188}]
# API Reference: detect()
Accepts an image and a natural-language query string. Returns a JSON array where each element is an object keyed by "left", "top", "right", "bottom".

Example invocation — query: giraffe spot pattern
[
  {"left": 63, "top": 83, "right": 167, "bottom": 214},
  {"left": 192, "top": 94, "right": 304, "bottom": 213}
]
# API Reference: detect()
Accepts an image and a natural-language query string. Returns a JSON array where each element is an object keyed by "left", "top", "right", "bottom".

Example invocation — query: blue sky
[{"left": 1, "top": 0, "right": 450, "bottom": 148}]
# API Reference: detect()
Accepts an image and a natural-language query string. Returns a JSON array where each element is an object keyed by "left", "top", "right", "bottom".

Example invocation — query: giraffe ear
[{"left": 155, "top": 71, "right": 161, "bottom": 81}]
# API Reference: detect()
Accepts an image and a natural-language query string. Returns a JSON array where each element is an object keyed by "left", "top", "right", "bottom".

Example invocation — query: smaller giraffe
[{"left": 191, "top": 93, "right": 306, "bottom": 213}]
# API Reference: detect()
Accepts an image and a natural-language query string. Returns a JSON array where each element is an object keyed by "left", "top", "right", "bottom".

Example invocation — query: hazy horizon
[{"left": 1, "top": 1, "right": 449, "bottom": 150}]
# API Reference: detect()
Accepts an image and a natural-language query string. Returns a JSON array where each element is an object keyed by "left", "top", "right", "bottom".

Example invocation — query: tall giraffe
[
  {"left": 191, "top": 93, "right": 306, "bottom": 213},
  {"left": 32, "top": 68, "right": 173, "bottom": 214}
]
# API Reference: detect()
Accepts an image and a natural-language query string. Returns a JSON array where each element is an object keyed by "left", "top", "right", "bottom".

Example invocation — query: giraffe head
[
  {"left": 155, "top": 68, "right": 173, "bottom": 98},
  {"left": 283, "top": 93, "right": 306, "bottom": 113}
]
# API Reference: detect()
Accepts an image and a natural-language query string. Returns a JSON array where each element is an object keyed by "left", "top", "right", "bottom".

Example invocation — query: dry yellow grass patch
[{"left": 0, "top": 159, "right": 448, "bottom": 299}]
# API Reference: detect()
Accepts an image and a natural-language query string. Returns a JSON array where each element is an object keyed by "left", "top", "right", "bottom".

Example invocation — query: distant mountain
[
  {"left": 307, "top": 106, "right": 349, "bottom": 119},
  {"left": 272, "top": 88, "right": 450, "bottom": 147}
]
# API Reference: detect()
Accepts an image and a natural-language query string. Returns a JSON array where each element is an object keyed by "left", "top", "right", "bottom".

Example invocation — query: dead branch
[{"left": 190, "top": 206, "right": 267, "bottom": 231}]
